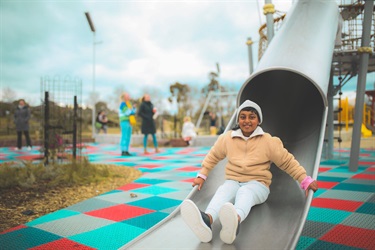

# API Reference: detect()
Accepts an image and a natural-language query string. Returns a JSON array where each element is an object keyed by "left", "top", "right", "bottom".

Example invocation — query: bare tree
[{"left": 1, "top": 87, "right": 17, "bottom": 103}]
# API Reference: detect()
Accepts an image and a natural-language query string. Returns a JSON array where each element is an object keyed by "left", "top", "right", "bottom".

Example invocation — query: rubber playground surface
[{"left": 0, "top": 144, "right": 374, "bottom": 250}]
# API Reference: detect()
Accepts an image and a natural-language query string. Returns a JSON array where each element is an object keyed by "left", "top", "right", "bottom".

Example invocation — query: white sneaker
[
  {"left": 27, "top": 146, "right": 32, "bottom": 151},
  {"left": 14, "top": 147, "right": 20, "bottom": 150},
  {"left": 181, "top": 199, "right": 212, "bottom": 243},
  {"left": 219, "top": 202, "right": 240, "bottom": 244}
]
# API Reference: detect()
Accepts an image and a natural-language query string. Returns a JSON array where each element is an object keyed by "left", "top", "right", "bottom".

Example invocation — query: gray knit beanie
[{"left": 236, "top": 100, "right": 263, "bottom": 124}]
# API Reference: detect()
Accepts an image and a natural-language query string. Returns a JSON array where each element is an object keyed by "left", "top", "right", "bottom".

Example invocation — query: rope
[
  {"left": 357, "top": 47, "right": 373, "bottom": 54},
  {"left": 263, "top": 3, "right": 275, "bottom": 15}
]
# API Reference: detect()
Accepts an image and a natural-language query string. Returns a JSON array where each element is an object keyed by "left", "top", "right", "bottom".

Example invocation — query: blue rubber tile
[
  {"left": 66, "top": 197, "right": 118, "bottom": 213},
  {"left": 128, "top": 196, "right": 181, "bottom": 211},
  {"left": 68, "top": 222, "right": 145, "bottom": 249},
  {"left": 342, "top": 213, "right": 375, "bottom": 230},
  {"left": 296, "top": 236, "right": 317, "bottom": 250},
  {"left": 176, "top": 171, "right": 198, "bottom": 177},
  {"left": 307, "top": 207, "right": 351, "bottom": 224},
  {"left": 333, "top": 183, "right": 375, "bottom": 192},
  {"left": 356, "top": 202, "right": 375, "bottom": 215},
  {"left": 34, "top": 213, "right": 115, "bottom": 237},
  {"left": 26, "top": 209, "right": 80, "bottom": 227},
  {"left": 306, "top": 240, "right": 364, "bottom": 250},
  {"left": 133, "top": 185, "right": 178, "bottom": 195},
  {"left": 156, "top": 181, "right": 192, "bottom": 190},
  {"left": 122, "top": 211, "right": 168, "bottom": 230},
  {"left": 0, "top": 226, "right": 61, "bottom": 249}
]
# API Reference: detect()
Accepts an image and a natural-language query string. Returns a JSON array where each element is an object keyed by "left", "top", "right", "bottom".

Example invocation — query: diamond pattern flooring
[{"left": 0, "top": 144, "right": 374, "bottom": 249}]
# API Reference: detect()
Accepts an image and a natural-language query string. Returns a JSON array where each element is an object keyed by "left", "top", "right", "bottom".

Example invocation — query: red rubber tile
[
  {"left": 0, "top": 224, "right": 27, "bottom": 234},
  {"left": 311, "top": 198, "right": 363, "bottom": 212},
  {"left": 136, "top": 164, "right": 162, "bottom": 169},
  {"left": 358, "top": 161, "right": 375, "bottom": 165},
  {"left": 181, "top": 178, "right": 196, "bottom": 183},
  {"left": 352, "top": 173, "right": 375, "bottom": 180},
  {"left": 85, "top": 204, "right": 155, "bottom": 221},
  {"left": 177, "top": 166, "right": 200, "bottom": 171},
  {"left": 317, "top": 181, "right": 339, "bottom": 189},
  {"left": 318, "top": 167, "right": 332, "bottom": 173},
  {"left": 30, "top": 238, "right": 95, "bottom": 249},
  {"left": 116, "top": 183, "right": 150, "bottom": 191},
  {"left": 366, "top": 167, "right": 375, "bottom": 172},
  {"left": 320, "top": 224, "right": 375, "bottom": 249}
]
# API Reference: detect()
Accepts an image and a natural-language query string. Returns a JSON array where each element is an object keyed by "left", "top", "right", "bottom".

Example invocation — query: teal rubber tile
[
  {"left": 317, "top": 176, "right": 347, "bottom": 182},
  {"left": 319, "top": 172, "right": 356, "bottom": 178},
  {"left": 134, "top": 185, "right": 178, "bottom": 195},
  {"left": 320, "top": 159, "right": 347, "bottom": 165},
  {"left": 34, "top": 214, "right": 115, "bottom": 237},
  {"left": 333, "top": 183, "right": 375, "bottom": 192},
  {"left": 313, "top": 189, "right": 327, "bottom": 197},
  {"left": 307, "top": 207, "right": 351, "bottom": 224},
  {"left": 66, "top": 197, "right": 119, "bottom": 213},
  {"left": 128, "top": 196, "right": 181, "bottom": 211},
  {"left": 296, "top": 236, "right": 317, "bottom": 250},
  {"left": 159, "top": 205, "right": 180, "bottom": 214},
  {"left": 0, "top": 227, "right": 61, "bottom": 249},
  {"left": 26, "top": 209, "right": 80, "bottom": 227},
  {"left": 306, "top": 240, "right": 364, "bottom": 250},
  {"left": 156, "top": 181, "right": 193, "bottom": 190},
  {"left": 356, "top": 202, "right": 375, "bottom": 215},
  {"left": 122, "top": 211, "right": 168, "bottom": 230},
  {"left": 134, "top": 178, "right": 171, "bottom": 185},
  {"left": 176, "top": 171, "right": 198, "bottom": 177},
  {"left": 317, "top": 190, "right": 374, "bottom": 202},
  {"left": 69, "top": 222, "right": 145, "bottom": 249},
  {"left": 342, "top": 213, "right": 375, "bottom": 230},
  {"left": 143, "top": 172, "right": 193, "bottom": 181}
]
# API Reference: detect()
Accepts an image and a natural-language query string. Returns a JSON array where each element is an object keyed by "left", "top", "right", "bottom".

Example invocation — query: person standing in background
[
  {"left": 119, "top": 93, "right": 136, "bottom": 156},
  {"left": 182, "top": 116, "right": 197, "bottom": 146},
  {"left": 14, "top": 99, "right": 32, "bottom": 150},
  {"left": 95, "top": 110, "right": 108, "bottom": 134},
  {"left": 138, "top": 94, "right": 159, "bottom": 154}
]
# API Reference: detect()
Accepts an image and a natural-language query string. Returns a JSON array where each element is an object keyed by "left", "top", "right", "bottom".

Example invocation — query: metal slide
[{"left": 126, "top": 1, "right": 339, "bottom": 249}]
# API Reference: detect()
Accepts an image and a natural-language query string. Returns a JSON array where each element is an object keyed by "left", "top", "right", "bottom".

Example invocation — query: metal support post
[{"left": 349, "top": 0, "right": 374, "bottom": 172}]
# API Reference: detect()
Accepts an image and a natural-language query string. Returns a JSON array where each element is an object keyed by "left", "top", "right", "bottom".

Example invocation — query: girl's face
[{"left": 238, "top": 110, "right": 259, "bottom": 136}]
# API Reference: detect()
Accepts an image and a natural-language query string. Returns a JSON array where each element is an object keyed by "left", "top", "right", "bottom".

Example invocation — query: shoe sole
[
  {"left": 219, "top": 203, "right": 238, "bottom": 244},
  {"left": 181, "top": 199, "right": 212, "bottom": 243}
]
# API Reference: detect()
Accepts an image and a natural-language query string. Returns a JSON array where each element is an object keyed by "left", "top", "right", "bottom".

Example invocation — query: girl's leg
[
  {"left": 143, "top": 134, "right": 149, "bottom": 153},
  {"left": 205, "top": 180, "right": 239, "bottom": 222},
  {"left": 124, "top": 124, "right": 132, "bottom": 152},
  {"left": 151, "top": 133, "right": 159, "bottom": 152},
  {"left": 234, "top": 181, "right": 270, "bottom": 222},
  {"left": 24, "top": 131, "right": 32, "bottom": 147}
]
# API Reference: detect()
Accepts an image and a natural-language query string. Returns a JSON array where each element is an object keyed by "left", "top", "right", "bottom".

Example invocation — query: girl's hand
[
  {"left": 192, "top": 177, "right": 205, "bottom": 191},
  {"left": 305, "top": 180, "right": 318, "bottom": 197}
]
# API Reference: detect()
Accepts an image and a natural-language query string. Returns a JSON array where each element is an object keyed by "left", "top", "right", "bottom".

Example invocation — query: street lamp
[{"left": 85, "top": 12, "right": 96, "bottom": 138}]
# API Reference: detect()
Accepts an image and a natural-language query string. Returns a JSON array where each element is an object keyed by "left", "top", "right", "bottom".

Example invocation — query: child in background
[
  {"left": 181, "top": 100, "right": 318, "bottom": 244},
  {"left": 181, "top": 116, "right": 197, "bottom": 146}
]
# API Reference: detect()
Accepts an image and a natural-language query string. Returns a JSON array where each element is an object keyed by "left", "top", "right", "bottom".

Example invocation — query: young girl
[{"left": 181, "top": 100, "right": 318, "bottom": 244}]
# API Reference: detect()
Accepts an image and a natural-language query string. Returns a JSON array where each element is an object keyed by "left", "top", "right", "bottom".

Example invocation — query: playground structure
[
  {"left": 40, "top": 76, "right": 83, "bottom": 165},
  {"left": 127, "top": 0, "right": 375, "bottom": 249}
]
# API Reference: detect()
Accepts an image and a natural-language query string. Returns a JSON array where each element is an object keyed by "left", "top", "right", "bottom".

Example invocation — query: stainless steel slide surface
[{"left": 126, "top": 0, "right": 339, "bottom": 249}]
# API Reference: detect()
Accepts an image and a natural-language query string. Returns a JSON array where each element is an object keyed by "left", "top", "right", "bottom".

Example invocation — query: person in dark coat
[
  {"left": 138, "top": 94, "right": 159, "bottom": 154},
  {"left": 14, "top": 99, "right": 32, "bottom": 150}
]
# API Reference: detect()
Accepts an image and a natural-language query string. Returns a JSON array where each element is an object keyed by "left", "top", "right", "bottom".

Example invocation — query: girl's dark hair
[{"left": 231, "top": 107, "right": 260, "bottom": 130}]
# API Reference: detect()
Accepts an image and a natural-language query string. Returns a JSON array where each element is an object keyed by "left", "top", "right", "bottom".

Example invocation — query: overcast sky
[{"left": 0, "top": 0, "right": 374, "bottom": 109}]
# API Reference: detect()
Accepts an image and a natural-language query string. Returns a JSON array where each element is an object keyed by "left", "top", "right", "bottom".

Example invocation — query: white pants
[{"left": 205, "top": 180, "right": 270, "bottom": 223}]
